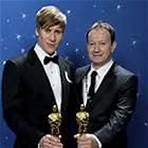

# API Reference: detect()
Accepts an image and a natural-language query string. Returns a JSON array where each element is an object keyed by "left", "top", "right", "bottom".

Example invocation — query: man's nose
[
  {"left": 94, "top": 44, "right": 100, "bottom": 51},
  {"left": 48, "top": 32, "right": 56, "bottom": 41}
]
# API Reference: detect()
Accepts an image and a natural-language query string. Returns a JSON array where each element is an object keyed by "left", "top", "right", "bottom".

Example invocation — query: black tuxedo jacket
[
  {"left": 2, "top": 48, "right": 74, "bottom": 148},
  {"left": 75, "top": 63, "right": 138, "bottom": 148}
]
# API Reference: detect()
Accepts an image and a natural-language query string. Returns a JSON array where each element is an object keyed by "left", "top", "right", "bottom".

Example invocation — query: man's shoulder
[
  {"left": 59, "top": 56, "right": 74, "bottom": 68},
  {"left": 76, "top": 65, "right": 90, "bottom": 74},
  {"left": 74, "top": 65, "right": 90, "bottom": 83},
  {"left": 12, "top": 53, "right": 27, "bottom": 64},
  {"left": 113, "top": 63, "right": 138, "bottom": 85},
  {"left": 5, "top": 47, "right": 35, "bottom": 68},
  {"left": 114, "top": 64, "right": 136, "bottom": 77}
]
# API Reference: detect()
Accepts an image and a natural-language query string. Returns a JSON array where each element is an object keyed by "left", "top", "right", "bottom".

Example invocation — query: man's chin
[
  {"left": 92, "top": 59, "right": 102, "bottom": 64},
  {"left": 92, "top": 61, "right": 105, "bottom": 67},
  {"left": 46, "top": 48, "right": 56, "bottom": 55}
]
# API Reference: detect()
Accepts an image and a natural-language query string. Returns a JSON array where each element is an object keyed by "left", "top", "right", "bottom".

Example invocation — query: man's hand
[
  {"left": 74, "top": 133, "right": 99, "bottom": 148},
  {"left": 38, "top": 134, "right": 63, "bottom": 148}
]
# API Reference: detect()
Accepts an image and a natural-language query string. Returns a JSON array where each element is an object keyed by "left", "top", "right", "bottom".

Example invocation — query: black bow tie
[{"left": 43, "top": 55, "right": 58, "bottom": 65}]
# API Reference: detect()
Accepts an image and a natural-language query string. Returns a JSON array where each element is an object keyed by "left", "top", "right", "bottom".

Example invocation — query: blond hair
[{"left": 36, "top": 5, "right": 67, "bottom": 32}]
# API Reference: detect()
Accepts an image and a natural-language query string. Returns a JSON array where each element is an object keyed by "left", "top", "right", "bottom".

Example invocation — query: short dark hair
[
  {"left": 36, "top": 5, "right": 67, "bottom": 32},
  {"left": 86, "top": 20, "right": 115, "bottom": 44}
]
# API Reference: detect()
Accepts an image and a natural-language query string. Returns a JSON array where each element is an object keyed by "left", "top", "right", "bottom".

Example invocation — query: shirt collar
[
  {"left": 89, "top": 59, "right": 114, "bottom": 78},
  {"left": 34, "top": 43, "right": 57, "bottom": 65}
]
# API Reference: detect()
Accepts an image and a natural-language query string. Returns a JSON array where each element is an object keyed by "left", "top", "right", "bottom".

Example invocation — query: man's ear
[
  {"left": 111, "top": 41, "right": 117, "bottom": 53},
  {"left": 35, "top": 29, "right": 39, "bottom": 36}
]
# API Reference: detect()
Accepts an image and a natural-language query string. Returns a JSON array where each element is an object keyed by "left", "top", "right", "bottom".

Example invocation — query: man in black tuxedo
[
  {"left": 74, "top": 21, "right": 138, "bottom": 148},
  {"left": 2, "top": 5, "right": 74, "bottom": 148}
]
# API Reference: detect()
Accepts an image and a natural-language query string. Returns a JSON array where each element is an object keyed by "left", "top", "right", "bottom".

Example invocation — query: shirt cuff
[
  {"left": 38, "top": 142, "right": 41, "bottom": 148},
  {"left": 92, "top": 134, "right": 102, "bottom": 148}
]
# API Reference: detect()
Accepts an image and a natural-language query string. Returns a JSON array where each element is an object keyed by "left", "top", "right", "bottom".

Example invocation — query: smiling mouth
[
  {"left": 47, "top": 43, "right": 55, "bottom": 48},
  {"left": 93, "top": 54, "right": 102, "bottom": 56}
]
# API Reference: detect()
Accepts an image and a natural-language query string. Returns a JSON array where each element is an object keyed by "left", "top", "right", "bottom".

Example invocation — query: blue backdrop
[{"left": 0, "top": 0, "right": 148, "bottom": 148}]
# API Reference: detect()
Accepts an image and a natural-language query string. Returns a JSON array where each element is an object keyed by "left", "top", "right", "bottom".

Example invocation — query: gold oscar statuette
[
  {"left": 76, "top": 104, "right": 89, "bottom": 135},
  {"left": 48, "top": 105, "right": 62, "bottom": 136}
]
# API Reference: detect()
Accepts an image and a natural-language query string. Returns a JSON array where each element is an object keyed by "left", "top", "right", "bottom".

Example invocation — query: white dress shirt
[
  {"left": 34, "top": 43, "right": 62, "bottom": 112},
  {"left": 83, "top": 59, "right": 114, "bottom": 106},
  {"left": 82, "top": 59, "right": 114, "bottom": 148}
]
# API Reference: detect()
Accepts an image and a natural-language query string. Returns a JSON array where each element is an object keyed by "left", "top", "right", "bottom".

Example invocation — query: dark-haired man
[{"left": 75, "top": 21, "right": 138, "bottom": 148}]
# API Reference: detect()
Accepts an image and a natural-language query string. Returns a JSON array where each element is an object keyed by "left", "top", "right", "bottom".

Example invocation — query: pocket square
[{"left": 64, "top": 71, "right": 72, "bottom": 83}]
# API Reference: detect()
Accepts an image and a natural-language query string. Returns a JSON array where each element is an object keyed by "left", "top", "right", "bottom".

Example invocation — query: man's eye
[
  {"left": 89, "top": 42, "right": 95, "bottom": 46},
  {"left": 100, "top": 42, "right": 106, "bottom": 45},
  {"left": 45, "top": 29, "right": 51, "bottom": 33},
  {"left": 55, "top": 30, "right": 62, "bottom": 34}
]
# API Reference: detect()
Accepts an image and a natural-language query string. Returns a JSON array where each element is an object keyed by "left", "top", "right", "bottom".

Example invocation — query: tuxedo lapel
[
  {"left": 94, "top": 63, "right": 116, "bottom": 97},
  {"left": 86, "top": 63, "right": 116, "bottom": 111},
  {"left": 58, "top": 57, "right": 71, "bottom": 112},
  {"left": 27, "top": 49, "right": 56, "bottom": 105}
]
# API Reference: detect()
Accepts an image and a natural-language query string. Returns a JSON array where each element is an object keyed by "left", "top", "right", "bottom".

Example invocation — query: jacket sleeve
[
  {"left": 94, "top": 75, "right": 138, "bottom": 144},
  {"left": 2, "top": 60, "right": 44, "bottom": 146}
]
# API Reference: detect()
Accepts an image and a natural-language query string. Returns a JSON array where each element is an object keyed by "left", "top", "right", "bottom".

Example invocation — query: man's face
[
  {"left": 37, "top": 24, "right": 64, "bottom": 55},
  {"left": 87, "top": 27, "right": 116, "bottom": 67}
]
